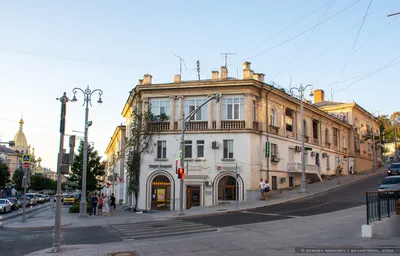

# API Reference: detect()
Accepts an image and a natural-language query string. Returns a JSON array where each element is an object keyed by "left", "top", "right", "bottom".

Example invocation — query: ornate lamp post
[
  {"left": 289, "top": 84, "right": 313, "bottom": 193},
  {"left": 71, "top": 86, "right": 103, "bottom": 217}
]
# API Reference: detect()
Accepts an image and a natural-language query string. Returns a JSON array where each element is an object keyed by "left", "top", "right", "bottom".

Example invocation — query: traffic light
[{"left": 178, "top": 168, "right": 184, "bottom": 179}]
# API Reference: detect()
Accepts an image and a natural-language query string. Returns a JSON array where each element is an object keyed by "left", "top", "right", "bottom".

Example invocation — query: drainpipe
[{"left": 264, "top": 86, "right": 273, "bottom": 182}]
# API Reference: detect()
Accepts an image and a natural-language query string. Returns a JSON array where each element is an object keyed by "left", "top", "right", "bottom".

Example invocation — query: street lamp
[
  {"left": 179, "top": 93, "right": 220, "bottom": 215},
  {"left": 71, "top": 86, "right": 103, "bottom": 217},
  {"left": 370, "top": 111, "right": 380, "bottom": 172},
  {"left": 289, "top": 84, "right": 313, "bottom": 193}
]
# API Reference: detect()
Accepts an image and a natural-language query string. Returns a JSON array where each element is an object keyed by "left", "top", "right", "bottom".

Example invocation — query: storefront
[
  {"left": 186, "top": 185, "right": 201, "bottom": 209},
  {"left": 213, "top": 164, "right": 244, "bottom": 204},
  {"left": 150, "top": 175, "right": 171, "bottom": 210}
]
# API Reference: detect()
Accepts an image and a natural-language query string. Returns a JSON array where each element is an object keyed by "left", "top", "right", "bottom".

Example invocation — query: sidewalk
[
  {"left": 25, "top": 194, "right": 400, "bottom": 256},
  {"left": 2, "top": 167, "right": 386, "bottom": 231}
]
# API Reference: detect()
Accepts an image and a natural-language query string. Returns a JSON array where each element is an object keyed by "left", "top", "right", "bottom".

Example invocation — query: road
[{"left": 0, "top": 173, "right": 386, "bottom": 256}]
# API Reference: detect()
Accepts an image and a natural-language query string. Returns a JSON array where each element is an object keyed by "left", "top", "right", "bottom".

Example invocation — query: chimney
[
  {"left": 138, "top": 79, "right": 143, "bottom": 85},
  {"left": 174, "top": 74, "right": 181, "bottom": 83},
  {"left": 314, "top": 89, "right": 325, "bottom": 103},
  {"left": 242, "top": 61, "right": 253, "bottom": 79},
  {"left": 143, "top": 74, "right": 152, "bottom": 85},
  {"left": 212, "top": 71, "right": 219, "bottom": 80},
  {"left": 221, "top": 66, "right": 228, "bottom": 79},
  {"left": 259, "top": 73, "right": 265, "bottom": 83}
]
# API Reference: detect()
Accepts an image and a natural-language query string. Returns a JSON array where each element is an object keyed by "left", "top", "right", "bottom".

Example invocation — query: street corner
[{"left": 1, "top": 221, "right": 73, "bottom": 231}]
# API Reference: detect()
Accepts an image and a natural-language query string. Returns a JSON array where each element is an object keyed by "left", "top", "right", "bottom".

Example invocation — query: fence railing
[{"left": 366, "top": 186, "right": 400, "bottom": 225}]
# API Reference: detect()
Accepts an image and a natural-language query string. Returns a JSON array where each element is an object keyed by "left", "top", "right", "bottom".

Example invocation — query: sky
[{"left": 0, "top": 0, "right": 399, "bottom": 171}]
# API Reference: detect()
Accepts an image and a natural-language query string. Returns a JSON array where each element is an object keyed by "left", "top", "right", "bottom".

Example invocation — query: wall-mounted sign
[
  {"left": 149, "top": 164, "right": 173, "bottom": 169},
  {"left": 215, "top": 164, "right": 242, "bottom": 172}
]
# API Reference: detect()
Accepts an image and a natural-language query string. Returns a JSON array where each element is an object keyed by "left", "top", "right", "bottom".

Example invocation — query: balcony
[
  {"left": 313, "top": 138, "right": 319, "bottom": 145},
  {"left": 148, "top": 122, "right": 170, "bottom": 131},
  {"left": 269, "top": 125, "right": 279, "bottom": 135},
  {"left": 287, "top": 163, "right": 322, "bottom": 182},
  {"left": 253, "top": 121, "right": 259, "bottom": 130},
  {"left": 221, "top": 120, "right": 245, "bottom": 129},
  {"left": 186, "top": 121, "right": 208, "bottom": 130}
]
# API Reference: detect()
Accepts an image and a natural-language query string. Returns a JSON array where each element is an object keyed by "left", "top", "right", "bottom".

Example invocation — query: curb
[
  {"left": 175, "top": 170, "right": 384, "bottom": 218},
  {"left": 2, "top": 222, "right": 73, "bottom": 231},
  {"left": 0, "top": 203, "right": 53, "bottom": 223}
]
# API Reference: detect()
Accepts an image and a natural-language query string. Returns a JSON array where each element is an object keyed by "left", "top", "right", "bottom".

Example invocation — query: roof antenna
[
  {"left": 196, "top": 60, "right": 201, "bottom": 80},
  {"left": 221, "top": 52, "right": 236, "bottom": 66},
  {"left": 173, "top": 53, "right": 187, "bottom": 78}
]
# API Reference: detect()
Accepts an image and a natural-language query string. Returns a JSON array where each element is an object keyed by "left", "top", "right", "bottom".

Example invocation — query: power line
[{"left": 271, "top": 0, "right": 336, "bottom": 81}]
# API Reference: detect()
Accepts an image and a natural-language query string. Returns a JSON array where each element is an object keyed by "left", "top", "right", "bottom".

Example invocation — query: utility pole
[
  {"left": 173, "top": 54, "right": 187, "bottom": 78},
  {"left": 196, "top": 60, "right": 201, "bottom": 80},
  {"left": 52, "top": 92, "right": 69, "bottom": 252},
  {"left": 388, "top": 12, "right": 400, "bottom": 17},
  {"left": 221, "top": 52, "right": 236, "bottom": 66}
]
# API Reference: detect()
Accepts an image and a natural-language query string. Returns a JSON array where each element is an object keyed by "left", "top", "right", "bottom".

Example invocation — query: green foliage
[
  {"left": 12, "top": 167, "right": 24, "bottom": 191},
  {"left": 29, "top": 174, "right": 56, "bottom": 191},
  {"left": 68, "top": 203, "right": 91, "bottom": 213},
  {"left": 68, "top": 141, "right": 105, "bottom": 192},
  {"left": 378, "top": 112, "right": 400, "bottom": 144},
  {"left": 0, "top": 159, "right": 11, "bottom": 189}
]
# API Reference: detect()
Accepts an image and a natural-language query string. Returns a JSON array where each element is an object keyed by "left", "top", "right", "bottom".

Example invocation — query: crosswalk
[{"left": 108, "top": 219, "right": 218, "bottom": 241}]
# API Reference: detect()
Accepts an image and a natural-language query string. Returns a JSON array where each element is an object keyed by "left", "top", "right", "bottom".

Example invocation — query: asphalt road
[{"left": 181, "top": 172, "right": 387, "bottom": 227}]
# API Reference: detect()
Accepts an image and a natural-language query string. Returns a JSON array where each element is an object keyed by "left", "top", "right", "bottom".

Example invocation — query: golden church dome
[{"left": 13, "top": 118, "right": 28, "bottom": 148}]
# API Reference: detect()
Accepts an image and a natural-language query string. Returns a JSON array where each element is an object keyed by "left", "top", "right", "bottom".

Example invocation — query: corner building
[{"left": 121, "top": 62, "right": 376, "bottom": 211}]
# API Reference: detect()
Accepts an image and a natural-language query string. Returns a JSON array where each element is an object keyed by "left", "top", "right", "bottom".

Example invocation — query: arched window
[{"left": 270, "top": 108, "right": 278, "bottom": 127}]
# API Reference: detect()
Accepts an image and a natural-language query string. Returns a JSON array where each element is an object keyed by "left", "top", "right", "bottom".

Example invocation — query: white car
[{"left": 0, "top": 199, "right": 12, "bottom": 213}]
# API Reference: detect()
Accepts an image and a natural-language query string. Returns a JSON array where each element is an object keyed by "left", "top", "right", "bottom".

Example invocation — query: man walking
[
  {"left": 110, "top": 193, "right": 116, "bottom": 216},
  {"left": 90, "top": 192, "right": 98, "bottom": 216}
]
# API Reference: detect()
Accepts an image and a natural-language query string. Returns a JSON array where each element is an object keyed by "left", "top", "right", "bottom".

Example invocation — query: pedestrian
[
  {"left": 259, "top": 178, "right": 265, "bottom": 200},
  {"left": 90, "top": 192, "right": 98, "bottom": 216},
  {"left": 350, "top": 166, "right": 354, "bottom": 175},
  {"left": 102, "top": 195, "right": 110, "bottom": 217},
  {"left": 110, "top": 193, "right": 116, "bottom": 216},
  {"left": 264, "top": 180, "right": 270, "bottom": 200},
  {"left": 97, "top": 193, "right": 103, "bottom": 216}
]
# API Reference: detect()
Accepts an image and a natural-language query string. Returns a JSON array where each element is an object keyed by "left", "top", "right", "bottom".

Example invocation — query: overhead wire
[{"left": 271, "top": 0, "right": 336, "bottom": 81}]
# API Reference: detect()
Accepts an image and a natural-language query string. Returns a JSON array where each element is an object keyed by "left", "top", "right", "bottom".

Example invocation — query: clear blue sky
[{"left": 0, "top": 0, "right": 399, "bottom": 171}]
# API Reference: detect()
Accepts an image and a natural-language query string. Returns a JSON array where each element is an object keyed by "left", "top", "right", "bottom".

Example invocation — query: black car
[
  {"left": 388, "top": 163, "right": 400, "bottom": 176},
  {"left": 6, "top": 197, "right": 20, "bottom": 210}
]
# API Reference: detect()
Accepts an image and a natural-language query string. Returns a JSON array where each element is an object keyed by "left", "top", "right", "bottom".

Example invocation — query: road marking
[
  {"left": 276, "top": 201, "right": 331, "bottom": 214},
  {"left": 241, "top": 211, "right": 300, "bottom": 218}
]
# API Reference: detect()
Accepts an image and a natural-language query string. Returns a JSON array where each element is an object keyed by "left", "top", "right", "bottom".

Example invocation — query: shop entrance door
[{"left": 186, "top": 185, "right": 201, "bottom": 209}]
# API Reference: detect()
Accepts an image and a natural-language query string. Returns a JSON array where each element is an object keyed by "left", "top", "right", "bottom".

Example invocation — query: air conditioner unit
[
  {"left": 204, "top": 181, "right": 211, "bottom": 187},
  {"left": 322, "top": 153, "right": 328, "bottom": 158},
  {"left": 271, "top": 157, "right": 279, "bottom": 163},
  {"left": 212, "top": 141, "right": 219, "bottom": 149},
  {"left": 295, "top": 146, "right": 302, "bottom": 152},
  {"left": 311, "top": 152, "right": 316, "bottom": 157}
]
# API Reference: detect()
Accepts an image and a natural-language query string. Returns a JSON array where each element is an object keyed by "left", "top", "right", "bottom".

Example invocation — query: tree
[
  {"left": 126, "top": 91, "right": 157, "bottom": 210},
  {"left": 12, "top": 167, "right": 24, "bottom": 191},
  {"left": 378, "top": 112, "right": 400, "bottom": 144},
  {"left": 0, "top": 159, "right": 10, "bottom": 196},
  {"left": 29, "top": 174, "right": 56, "bottom": 191},
  {"left": 68, "top": 140, "right": 105, "bottom": 193}
]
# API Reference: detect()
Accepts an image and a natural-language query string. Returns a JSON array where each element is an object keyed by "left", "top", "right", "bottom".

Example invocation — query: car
[
  {"left": 6, "top": 197, "right": 20, "bottom": 210},
  {"left": 388, "top": 163, "right": 400, "bottom": 176},
  {"left": 25, "top": 193, "right": 38, "bottom": 205},
  {"left": 0, "top": 199, "right": 12, "bottom": 213},
  {"left": 378, "top": 176, "right": 400, "bottom": 191},
  {"left": 36, "top": 194, "right": 46, "bottom": 203},
  {"left": 63, "top": 195, "right": 77, "bottom": 205},
  {"left": 44, "top": 195, "right": 50, "bottom": 201},
  {"left": 18, "top": 196, "right": 32, "bottom": 207}
]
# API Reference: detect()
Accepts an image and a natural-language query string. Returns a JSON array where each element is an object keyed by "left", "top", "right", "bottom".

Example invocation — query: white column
[
  {"left": 177, "top": 96, "right": 184, "bottom": 130},
  {"left": 142, "top": 98, "right": 149, "bottom": 130},
  {"left": 244, "top": 93, "right": 252, "bottom": 129},
  {"left": 169, "top": 96, "right": 176, "bottom": 130},
  {"left": 208, "top": 95, "right": 214, "bottom": 129},
  {"left": 258, "top": 93, "right": 266, "bottom": 132},
  {"left": 216, "top": 95, "right": 222, "bottom": 129}
]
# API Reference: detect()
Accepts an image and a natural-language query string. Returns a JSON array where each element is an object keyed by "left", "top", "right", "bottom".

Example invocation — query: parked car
[
  {"left": 388, "top": 163, "right": 400, "bottom": 176},
  {"left": 19, "top": 196, "right": 32, "bottom": 207},
  {"left": 379, "top": 176, "right": 400, "bottom": 191},
  {"left": 44, "top": 195, "right": 51, "bottom": 201},
  {"left": 63, "top": 194, "right": 77, "bottom": 205},
  {"left": 36, "top": 194, "right": 46, "bottom": 203},
  {"left": 0, "top": 199, "right": 12, "bottom": 213},
  {"left": 6, "top": 197, "right": 20, "bottom": 210},
  {"left": 25, "top": 193, "right": 38, "bottom": 205}
]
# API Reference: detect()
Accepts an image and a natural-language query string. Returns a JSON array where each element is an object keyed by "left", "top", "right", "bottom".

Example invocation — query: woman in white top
[
  {"left": 259, "top": 178, "right": 265, "bottom": 200},
  {"left": 102, "top": 195, "right": 110, "bottom": 217}
]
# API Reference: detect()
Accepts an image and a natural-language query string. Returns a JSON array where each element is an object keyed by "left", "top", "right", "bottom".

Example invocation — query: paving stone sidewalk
[{"left": 2, "top": 167, "right": 386, "bottom": 231}]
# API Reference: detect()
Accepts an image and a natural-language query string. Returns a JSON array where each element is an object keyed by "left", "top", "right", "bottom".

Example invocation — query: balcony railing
[
  {"left": 221, "top": 120, "right": 245, "bottom": 129},
  {"left": 253, "top": 121, "right": 259, "bottom": 130},
  {"left": 186, "top": 121, "right": 208, "bottom": 130},
  {"left": 148, "top": 122, "right": 170, "bottom": 131},
  {"left": 365, "top": 185, "right": 400, "bottom": 225}
]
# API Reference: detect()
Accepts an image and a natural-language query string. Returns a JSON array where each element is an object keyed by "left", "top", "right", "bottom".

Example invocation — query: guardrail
[{"left": 366, "top": 185, "right": 400, "bottom": 225}]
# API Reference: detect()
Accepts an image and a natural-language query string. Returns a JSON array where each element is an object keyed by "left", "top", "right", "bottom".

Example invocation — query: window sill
[
  {"left": 195, "top": 158, "right": 206, "bottom": 162},
  {"left": 184, "top": 158, "right": 194, "bottom": 161},
  {"left": 154, "top": 158, "right": 168, "bottom": 162},
  {"left": 221, "top": 158, "right": 235, "bottom": 161}
]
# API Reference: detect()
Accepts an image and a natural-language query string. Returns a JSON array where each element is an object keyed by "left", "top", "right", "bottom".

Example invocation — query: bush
[{"left": 68, "top": 203, "right": 91, "bottom": 214}]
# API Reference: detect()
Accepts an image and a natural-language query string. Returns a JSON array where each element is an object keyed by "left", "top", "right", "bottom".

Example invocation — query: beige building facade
[{"left": 120, "top": 62, "right": 359, "bottom": 210}]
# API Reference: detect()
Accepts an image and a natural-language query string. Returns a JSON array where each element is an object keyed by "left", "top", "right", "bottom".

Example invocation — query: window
[
  {"left": 368, "top": 143, "right": 371, "bottom": 152},
  {"left": 304, "top": 152, "right": 308, "bottom": 164},
  {"left": 149, "top": 99, "right": 170, "bottom": 120},
  {"left": 222, "top": 97, "right": 244, "bottom": 120},
  {"left": 223, "top": 140, "right": 234, "bottom": 159},
  {"left": 325, "top": 128, "right": 330, "bottom": 143},
  {"left": 271, "top": 143, "right": 278, "bottom": 157},
  {"left": 312, "top": 120, "right": 319, "bottom": 140},
  {"left": 270, "top": 108, "right": 278, "bottom": 127},
  {"left": 197, "top": 140, "right": 204, "bottom": 158},
  {"left": 157, "top": 141, "right": 167, "bottom": 159},
  {"left": 184, "top": 99, "right": 208, "bottom": 121},
  {"left": 333, "top": 128, "right": 338, "bottom": 146},
  {"left": 342, "top": 136, "right": 347, "bottom": 149},
  {"left": 303, "top": 120, "right": 307, "bottom": 136},
  {"left": 253, "top": 100, "right": 257, "bottom": 121},
  {"left": 288, "top": 148, "right": 295, "bottom": 163},
  {"left": 184, "top": 141, "right": 192, "bottom": 159},
  {"left": 285, "top": 108, "right": 294, "bottom": 132},
  {"left": 327, "top": 155, "right": 330, "bottom": 170}
]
